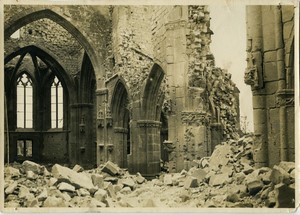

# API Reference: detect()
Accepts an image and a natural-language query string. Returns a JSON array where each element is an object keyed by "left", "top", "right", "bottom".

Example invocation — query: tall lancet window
[
  {"left": 51, "top": 76, "right": 63, "bottom": 128},
  {"left": 17, "top": 73, "right": 33, "bottom": 128}
]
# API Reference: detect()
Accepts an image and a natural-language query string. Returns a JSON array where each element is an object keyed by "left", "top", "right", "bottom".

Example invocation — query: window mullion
[
  {"left": 56, "top": 84, "right": 58, "bottom": 128},
  {"left": 24, "top": 84, "right": 26, "bottom": 128}
]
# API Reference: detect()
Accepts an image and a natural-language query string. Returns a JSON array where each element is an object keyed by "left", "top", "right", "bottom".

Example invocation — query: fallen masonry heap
[{"left": 4, "top": 134, "right": 295, "bottom": 208}]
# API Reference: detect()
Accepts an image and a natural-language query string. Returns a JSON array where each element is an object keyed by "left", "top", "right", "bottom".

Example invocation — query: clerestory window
[
  {"left": 16, "top": 73, "right": 33, "bottom": 128},
  {"left": 51, "top": 76, "right": 63, "bottom": 128}
]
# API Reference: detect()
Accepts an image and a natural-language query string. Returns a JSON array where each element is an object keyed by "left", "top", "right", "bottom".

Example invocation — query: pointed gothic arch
[
  {"left": 141, "top": 63, "right": 165, "bottom": 120},
  {"left": 4, "top": 8, "right": 101, "bottom": 83}
]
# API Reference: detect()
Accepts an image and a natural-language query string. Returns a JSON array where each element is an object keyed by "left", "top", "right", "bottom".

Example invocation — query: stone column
[
  {"left": 96, "top": 88, "right": 109, "bottom": 165},
  {"left": 69, "top": 104, "right": 79, "bottom": 166},
  {"left": 129, "top": 120, "right": 161, "bottom": 178},
  {"left": 70, "top": 103, "right": 94, "bottom": 168},
  {"left": 274, "top": 5, "right": 288, "bottom": 162},
  {"left": 165, "top": 7, "right": 189, "bottom": 172},
  {"left": 113, "top": 127, "right": 128, "bottom": 168},
  {"left": 245, "top": 6, "right": 268, "bottom": 167}
]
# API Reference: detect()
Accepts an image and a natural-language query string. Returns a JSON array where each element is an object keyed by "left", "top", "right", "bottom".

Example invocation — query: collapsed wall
[{"left": 102, "top": 5, "right": 241, "bottom": 174}]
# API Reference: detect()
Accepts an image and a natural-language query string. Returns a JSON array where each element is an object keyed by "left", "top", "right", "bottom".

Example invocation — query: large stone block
[
  {"left": 51, "top": 164, "right": 94, "bottom": 190},
  {"left": 93, "top": 189, "right": 107, "bottom": 202},
  {"left": 4, "top": 167, "right": 20, "bottom": 178},
  {"left": 121, "top": 177, "right": 136, "bottom": 189},
  {"left": 278, "top": 161, "right": 295, "bottom": 173},
  {"left": 264, "top": 81, "right": 279, "bottom": 95},
  {"left": 5, "top": 181, "right": 18, "bottom": 195},
  {"left": 43, "top": 196, "right": 67, "bottom": 207},
  {"left": 184, "top": 176, "right": 198, "bottom": 189},
  {"left": 91, "top": 174, "right": 104, "bottom": 188},
  {"left": 163, "top": 174, "right": 173, "bottom": 186},
  {"left": 270, "top": 165, "right": 291, "bottom": 185},
  {"left": 18, "top": 186, "right": 31, "bottom": 199},
  {"left": 57, "top": 182, "right": 76, "bottom": 192},
  {"left": 22, "top": 160, "right": 44, "bottom": 175},
  {"left": 106, "top": 182, "right": 117, "bottom": 200},
  {"left": 191, "top": 168, "right": 207, "bottom": 183},
  {"left": 282, "top": 6, "right": 294, "bottom": 22},
  {"left": 247, "top": 180, "right": 264, "bottom": 195},
  {"left": 209, "top": 144, "right": 232, "bottom": 170},
  {"left": 209, "top": 173, "right": 230, "bottom": 186},
  {"left": 72, "top": 164, "right": 84, "bottom": 172},
  {"left": 37, "top": 189, "right": 48, "bottom": 201},
  {"left": 263, "top": 62, "right": 277, "bottom": 82},
  {"left": 264, "top": 50, "right": 277, "bottom": 63},
  {"left": 274, "top": 183, "right": 295, "bottom": 208},
  {"left": 252, "top": 95, "right": 265, "bottom": 109},
  {"left": 135, "top": 173, "right": 146, "bottom": 184}
]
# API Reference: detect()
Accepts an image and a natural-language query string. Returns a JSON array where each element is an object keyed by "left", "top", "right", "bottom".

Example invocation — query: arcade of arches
[{"left": 4, "top": 5, "right": 295, "bottom": 178}]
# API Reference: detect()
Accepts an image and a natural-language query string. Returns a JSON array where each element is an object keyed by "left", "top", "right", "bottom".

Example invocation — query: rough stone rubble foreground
[{"left": 4, "top": 135, "right": 295, "bottom": 209}]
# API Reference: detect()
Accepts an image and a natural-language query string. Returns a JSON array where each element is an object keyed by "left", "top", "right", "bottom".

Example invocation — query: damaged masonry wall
[
  {"left": 5, "top": 5, "right": 241, "bottom": 177},
  {"left": 187, "top": 6, "right": 240, "bottom": 139}
]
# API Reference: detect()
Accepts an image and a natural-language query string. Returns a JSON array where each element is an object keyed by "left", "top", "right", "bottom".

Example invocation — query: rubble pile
[
  {"left": 4, "top": 160, "right": 146, "bottom": 208},
  {"left": 4, "top": 135, "right": 295, "bottom": 208},
  {"left": 206, "top": 67, "right": 239, "bottom": 139}
]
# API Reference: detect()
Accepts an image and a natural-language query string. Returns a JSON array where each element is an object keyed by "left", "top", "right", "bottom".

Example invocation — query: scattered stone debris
[{"left": 4, "top": 134, "right": 295, "bottom": 208}]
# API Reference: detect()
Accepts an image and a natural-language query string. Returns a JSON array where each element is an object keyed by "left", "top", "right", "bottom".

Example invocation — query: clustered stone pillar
[
  {"left": 245, "top": 6, "right": 268, "bottom": 168},
  {"left": 113, "top": 127, "right": 128, "bottom": 168},
  {"left": 245, "top": 5, "right": 295, "bottom": 167},
  {"left": 69, "top": 103, "right": 94, "bottom": 168},
  {"left": 128, "top": 120, "right": 161, "bottom": 178},
  {"left": 164, "top": 7, "right": 189, "bottom": 172},
  {"left": 96, "top": 88, "right": 110, "bottom": 165}
]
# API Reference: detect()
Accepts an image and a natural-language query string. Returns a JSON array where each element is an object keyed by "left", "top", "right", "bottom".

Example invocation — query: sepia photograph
[{"left": 1, "top": 0, "right": 298, "bottom": 212}]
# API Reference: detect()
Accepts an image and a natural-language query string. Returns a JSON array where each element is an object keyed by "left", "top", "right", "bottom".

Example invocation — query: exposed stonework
[
  {"left": 5, "top": 5, "right": 241, "bottom": 178},
  {"left": 245, "top": 5, "right": 294, "bottom": 167},
  {"left": 5, "top": 18, "right": 84, "bottom": 75}
]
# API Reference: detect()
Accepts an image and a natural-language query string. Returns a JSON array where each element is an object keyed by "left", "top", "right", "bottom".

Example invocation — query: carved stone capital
[
  {"left": 276, "top": 89, "right": 294, "bottom": 107},
  {"left": 137, "top": 120, "right": 162, "bottom": 128}
]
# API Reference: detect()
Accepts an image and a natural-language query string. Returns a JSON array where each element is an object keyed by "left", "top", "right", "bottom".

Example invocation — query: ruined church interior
[{"left": 3, "top": 4, "right": 296, "bottom": 209}]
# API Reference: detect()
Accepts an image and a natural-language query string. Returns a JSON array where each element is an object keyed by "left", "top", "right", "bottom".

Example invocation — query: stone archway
[
  {"left": 4, "top": 45, "right": 74, "bottom": 164},
  {"left": 5, "top": 45, "right": 76, "bottom": 103},
  {"left": 4, "top": 8, "right": 101, "bottom": 79},
  {"left": 4, "top": 7, "right": 103, "bottom": 167},
  {"left": 128, "top": 63, "right": 165, "bottom": 177}
]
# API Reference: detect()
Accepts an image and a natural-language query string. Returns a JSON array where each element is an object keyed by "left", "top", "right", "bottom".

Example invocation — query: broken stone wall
[
  {"left": 245, "top": 5, "right": 294, "bottom": 167},
  {"left": 4, "top": 5, "right": 112, "bottom": 87},
  {"left": 111, "top": 6, "right": 154, "bottom": 99},
  {"left": 5, "top": 18, "right": 84, "bottom": 75}
]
